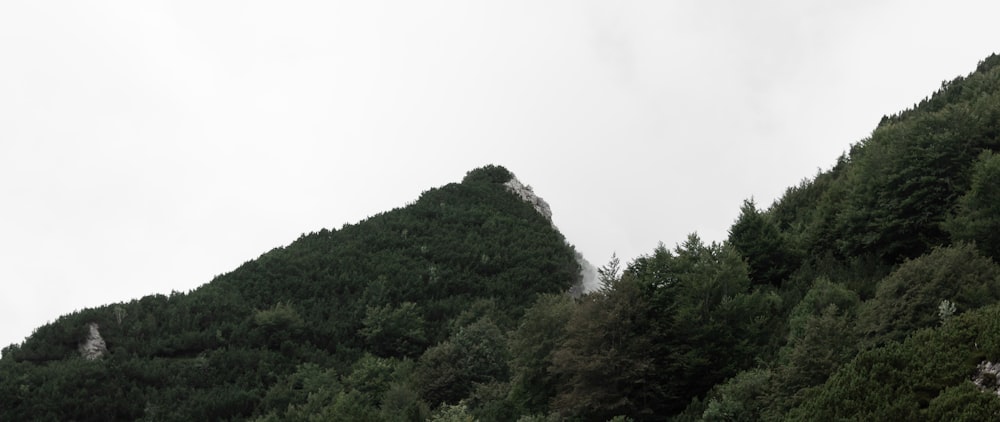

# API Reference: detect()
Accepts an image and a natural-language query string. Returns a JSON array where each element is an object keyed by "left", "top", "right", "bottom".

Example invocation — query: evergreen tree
[
  {"left": 946, "top": 150, "right": 1000, "bottom": 261},
  {"left": 728, "top": 199, "right": 797, "bottom": 286}
]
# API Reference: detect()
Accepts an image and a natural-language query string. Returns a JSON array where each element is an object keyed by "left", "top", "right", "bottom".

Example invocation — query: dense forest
[{"left": 3, "top": 54, "right": 1000, "bottom": 421}]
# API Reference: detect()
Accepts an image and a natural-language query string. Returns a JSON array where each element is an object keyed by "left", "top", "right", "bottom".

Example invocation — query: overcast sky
[{"left": 2, "top": 1, "right": 998, "bottom": 349}]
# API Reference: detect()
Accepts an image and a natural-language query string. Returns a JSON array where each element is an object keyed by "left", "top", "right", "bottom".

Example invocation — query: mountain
[
  {"left": 684, "top": 53, "right": 1000, "bottom": 421},
  {"left": 4, "top": 53, "right": 1000, "bottom": 421},
  {"left": 0, "top": 164, "right": 582, "bottom": 420}
]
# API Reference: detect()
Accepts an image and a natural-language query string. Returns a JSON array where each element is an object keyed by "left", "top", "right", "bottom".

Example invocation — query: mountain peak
[
  {"left": 504, "top": 177, "right": 553, "bottom": 222},
  {"left": 463, "top": 164, "right": 553, "bottom": 221}
]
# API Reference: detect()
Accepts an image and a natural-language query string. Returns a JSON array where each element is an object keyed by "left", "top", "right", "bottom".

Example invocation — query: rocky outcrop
[
  {"left": 504, "top": 177, "right": 553, "bottom": 222},
  {"left": 78, "top": 322, "right": 108, "bottom": 360},
  {"left": 973, "top": 360, "right": 1000, "bottom": 396},
  {"left": 505, "top": 175, "right": 599, "bottom": 293}
]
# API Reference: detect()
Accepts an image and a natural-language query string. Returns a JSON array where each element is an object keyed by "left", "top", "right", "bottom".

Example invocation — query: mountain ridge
[
  {"left": 0, "top": 164, "right": 583, "bottom": 420},
  {"left": 3, "top": 54, "right": 1000, "bottom": 421}
]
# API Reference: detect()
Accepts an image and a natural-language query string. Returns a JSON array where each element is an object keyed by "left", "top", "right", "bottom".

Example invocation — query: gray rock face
[
  {"left": 79, "top": 322, "right": 108, "bottom": 360},
  {"left": 973, "top": 360, "right": 1000, "bottom": 396},
  {"left": 504, "top": 177, "right": 553, "bottom": 222},
  {"left": 504, "top": 176, "right": 599, "bottom": 293}
]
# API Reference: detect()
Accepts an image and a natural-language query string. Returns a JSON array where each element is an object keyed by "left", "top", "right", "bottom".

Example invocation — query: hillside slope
[
  {"left": 0, "top": 165, "right": 581, "bottom": 420},
  {"left": 684, "top": 53, "right": 1000, "bottom": 421},
  {"left": 3, "top": 53, "right": 1000, "bottom": 421}
]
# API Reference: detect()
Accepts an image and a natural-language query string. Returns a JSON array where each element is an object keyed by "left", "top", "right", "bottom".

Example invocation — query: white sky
[{"left": 1, "top": 1, "right": 998, "bottom": 349}]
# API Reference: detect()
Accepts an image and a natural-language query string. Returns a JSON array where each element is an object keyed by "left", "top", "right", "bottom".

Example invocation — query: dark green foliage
[
  {"left": 322, "top": 390, "right": 383, "bottom": 421},
  {"left": 550, "top": 236, "right": 779, "bottom": 420},
  {"left": 429, "top": 403, "right": 478, "bottom": 422},
  {"left": 785, "top": 278, "right": 860, "bottom": 340},
  {"left": 380, "top": 381, "right": 431, "bottom": 422},
  {"left": 359, "top": 302, "right": 428, "bottom": 358},
  {"left": 6, "top": 54, "right": 1000, "bottom": 420},
  {"left": 768, "top": 157, "right": 850, "bottom": 261},
  {"left": 767, "top": 54, "right": 1000, "bottom": 267},
  {"left": 0, "top": 165, "right": 578, "bottom": 421},
  {"left": 462, "top": 164, "right": 514, "bottom": 185},
  {"left": 859, "top": 243, "right": 1000, "bottom": 347},
  {"left": 767, "top": 278, "right": 862, "bottom": 411},
  {"left": 683, "top": 55, "right": 1000, "bottom": 421},
  {"left": 466, "top": 381, "right": 519, "bottom": 422},
  {"left": 729, "top": 199, "right": 799, "bottom": 287},
  {"left": 550, "top": 271, "right": 661, "bottom": 421},
  {"left": 946, "top": 150, "right": 1000, "bottom": 261},
  {"left": 699, "top": 368, "right": 777, "bottom": 422},
  {"left": 257, "top": 362, "right": 342, "bottom": 417},
  {"left": 344, "top": 353, "right": 399, "bottom": 406},
  {"left": 413, "top": 318, "right": 510, "bottom": 407},
  {"left": 926, "top": 382, "right": 1000, "bottom": 422},
  {"left": 790, "top": 303, "right": 1000, "bottom": 420},
  {"left": 507, "top": 294, "right": 575, "bottom": 414}
]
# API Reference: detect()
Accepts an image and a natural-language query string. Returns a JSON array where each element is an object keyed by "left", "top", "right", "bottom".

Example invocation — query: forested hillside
[
  {"left": 680, "top": 53, "right": 1000, "bottom": 421},
  {"left": 0, "top": 165, "right": 582, "bottom": 420},
  {"left": 3, "top": 53, "right": 1000, "bottom": 421}
]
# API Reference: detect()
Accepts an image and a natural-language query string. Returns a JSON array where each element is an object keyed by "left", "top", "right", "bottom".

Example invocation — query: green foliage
[
  {"left": 251, "top": 301, "right": 304, "bottom": 349},
  {"left": 462, "top": 164, "right": 514, "bottom": 185},
  {"left": 507, "top": 294, "right": 575, "bottom": 414},
  {"left": 321, "top": 390, "right": 382, "bottom": 421},
  {"left": 258, "top": 363, "right": 342, "bottom": 417},
  {"left": 467, "top": 381, "right": 518, "bottom": 422},
  {"left": 360, "top": 302, "right": 428, "bottom": 358},
  {"left": 926, "top": 382, "right": 1000, "bottom": 422},
  {"left": 551, "top": 235, "right": 779, "bottom": 420},
  {"left": 256, "top": 363, "right": 343, "bottom": 420},
  {"left": 379, "top": 381, "right": 431, "bottom": 422},
  {"left": 729, "top": 199, "right": 799, "bottom": 287},
  {"left": 345, "top": 353, "right": 399, "bottom": 405},
  {"left": 859, "top": 243, "right": 1000, "bottom": 347},
  {"left": 835, "top": 63, "right": 1000, "bottom": 264},
  {"left": 763, "top": 54, "right": 1000, "bottom": 267},
  {"left": 550, "top": 272, "right": 660, "bottom": 421},
  {"left": 946, "top": 150, "right": 1000, "bottom": 261},
  {"left": 429, "top": 402, "right": 477, "bottom": 422},
  {"left": 785, "top": 278, "right": 860, "bottom": 339},
  {"left": 790, "top": 303, "right": 1000, "bottom": 420},
  {"left": 698, "top": 368, "right": 776, "bottom": 422},
  {"left": 7, "top": 54, "right": 1000, "bottom": 421},
  {"left": 0, "top": 165, "right": 578, "bottom": 421},
  {"left": 781, "top": 304, "right": 857, "bottom": 395},
  {"left": 414, "top": 318, "right": 510, "bottom": 407}
]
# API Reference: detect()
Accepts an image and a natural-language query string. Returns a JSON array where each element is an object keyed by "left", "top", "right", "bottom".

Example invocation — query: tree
[
  {"left": 926, "top": 382, "right": 1000, "bottom": 422},
  {"left": 728, "top": 199, "right": 798, "bottom": 286},
  {"left": 550, "top": 273, "right": 660, "bottom": 421},
  {"left": 790, "top": 303, "right": 1000, "bottom": 420},
  {"left": 359, "top": 302, "right": 428, "bottom": 358},
  {"left": 413, "top": 318, "right": 510, "bottom": 407},
  {"left": 859, "top": 243, "right": 1000, "bottom": 347},
  {"left": 551, "top": 235, "right": 779, "bottom": 420},
  {"left": 946, "top": 150, "right": 1000, "bottom": 261},
  {"left": 699, "top": 368, "right": 776, "bottom": 422},
  {"left": 344, "top": 354, "right": 399, "bottom": 406},
  {"left": 597, "top": 253, "right": 622, "bottom": 292},
  {"left": 250, "top": 301, "right": 304, "bottom": 349},
  {"left": 257, "top": 363, "right": 343, "bottom": 419},
  {"left": 507, "top": 294, "right": 574, "bottom": 414}
]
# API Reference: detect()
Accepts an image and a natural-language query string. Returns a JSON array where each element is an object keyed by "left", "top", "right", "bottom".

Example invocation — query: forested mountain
[
  {"left": 0, "top": 165, "right": 581, "bottom": 420},
  {"left": 679, "top": 53, "right": 1000, "bottom": 421},
  {"left": 3, "top": 54, "right": 1000, "bottom": 421}
]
